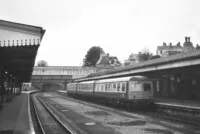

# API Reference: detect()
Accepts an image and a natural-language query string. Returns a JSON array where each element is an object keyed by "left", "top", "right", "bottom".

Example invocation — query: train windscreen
[{"left": 143, "top": 83, "right": 151, "bottom": 91}]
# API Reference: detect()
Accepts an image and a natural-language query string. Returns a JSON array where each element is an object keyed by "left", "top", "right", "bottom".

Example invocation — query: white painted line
[
  {"left": 85, "top": 122, "right": 96, "bottom": 126},
  {"left": 61, "top": 110, "right": 69, "bottom": 112},
  {"left": 28, "top": 94, "right": 35, "bottom": 133}
]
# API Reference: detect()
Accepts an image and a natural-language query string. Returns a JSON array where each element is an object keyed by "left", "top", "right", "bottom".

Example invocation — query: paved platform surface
[
  {"left": 0, "top": 91, "right": 36, "bottom": 134},
  {"left": 155, "top": 98, "right": 200, "bottom": 110}
]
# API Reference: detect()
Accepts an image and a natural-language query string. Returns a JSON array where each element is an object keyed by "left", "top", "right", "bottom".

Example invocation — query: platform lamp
[
  {"left": 4, "top": 71, "right": 9, "bottom": 101},
  {"left": 9, "top": 74, "right": 13, "bottom": 101},
  {"left": 4, "top": 71, "right": 8, "bottom": 94},
  {"left": 12, "top": 76, "right": 15, "bottom": 96}
]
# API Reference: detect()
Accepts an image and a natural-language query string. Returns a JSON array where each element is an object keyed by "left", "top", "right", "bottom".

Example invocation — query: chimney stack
[
  {"left": 185, "top": 36, "right": 188, "bottom": 42},
  {"left": 163, "top": 42, "right": 166, "bottom": 46},
  {"left": 188, "top": 37, "right": 190, "bottom": 42}
]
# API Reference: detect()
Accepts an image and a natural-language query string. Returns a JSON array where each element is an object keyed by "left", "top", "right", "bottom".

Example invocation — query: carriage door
[{"left": 128, "top": 81, "right": 138, "bottom": 99}]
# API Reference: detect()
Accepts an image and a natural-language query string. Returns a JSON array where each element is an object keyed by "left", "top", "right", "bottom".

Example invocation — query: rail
[{"left": 31, "top": 93, "right": 76, "bottom": 134}]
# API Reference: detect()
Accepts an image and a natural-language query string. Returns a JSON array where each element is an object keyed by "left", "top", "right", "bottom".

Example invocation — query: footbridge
[{"left": 31, "top": 66, "right": 96, "bottom": 91}]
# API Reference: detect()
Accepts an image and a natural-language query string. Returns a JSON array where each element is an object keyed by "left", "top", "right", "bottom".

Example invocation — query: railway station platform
[
  {"left": 154, "top": 98, "right": 200, "bottom": 110},
  {"left": 0, "top": 91, "right": 36, "bottom": 134}
]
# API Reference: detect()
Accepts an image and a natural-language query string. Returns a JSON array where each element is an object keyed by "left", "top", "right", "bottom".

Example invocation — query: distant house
[
  {"left": 124, "top": 52, "right": 152, "bottom": 66},
  {"left": 96, "top": 53, "right": 121, "bottom": 72},
  {"left": 156, "top": 37, "right": 199, "bottom": 57}
]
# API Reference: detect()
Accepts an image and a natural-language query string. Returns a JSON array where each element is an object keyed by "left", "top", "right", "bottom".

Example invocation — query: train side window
[
  {"left": 79, "top": 84, "right": 81, "bottom": 90},
  {"left": 117, "top": 83, "right": 121, "bottom": 92},
  {"left": 110, "top": 83, "right": 113, "bottom": 91},
  {"left": 105, "top": 83, "right": 107, "bottom": 91},
  {"left": 113, "top": 83, "right": 116, "bottom": 92},
  {"left": 113, "top": 83, "right": 116, "bottom": 88},
  {"left": 100, "top": 84, "right": 102, "bottom": 91},
  {"left": 122, "top": 82, "right": 126, "bottom": 92},
  {"left": 89, "top": 84, "right": 91, "bottom": 91},
  {"left": 97, "top": 84, "right": 101, "bottom": 91},
  {"left": 95, "top": 84, "right": 97, "bottom": 91},
  {"left": 84, "top": 84, "right": 86, "bottom": 90},
  {"left": 99, "top": 84, "right": 101, "bottom": 91},
  {"left": 111, "top": 83, "right": 113, "bottom": 91},
  {"left": 95, "top": 84, "right": 98, "bottom": 91},
  {"left": 101, "top": 84, "right": 103, "bottom": 91},
  {"left": 98, "top": 84, "right": 100, "bottom": 91},
  {"left": 106, "top": 83, "right": 109, "bottom": 91},
  {"left": 102, "top": 84, "right": 105, "bottom": 91},
  {"left": 98, "top": 84, "right": 101, "bottom": 91},
  {"left": 88, "top": 84, "right": 91, "bottom": 91},
  {"left": 107, "top": 83, "right": 111, "bottom": 91}
]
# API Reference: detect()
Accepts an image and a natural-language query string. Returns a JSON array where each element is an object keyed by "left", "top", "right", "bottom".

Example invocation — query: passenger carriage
[
  {"left": 94, "top": 76, "right": 153, "bottom": 109},
  {"left": 67, "top": 75, "right": 154, "bottom": 110},
  {"left": 66, "top": 82, "right": 77, "bottom": 97},
  {"left": 76, "top": 81, "right": 94, "bottom": 97}
]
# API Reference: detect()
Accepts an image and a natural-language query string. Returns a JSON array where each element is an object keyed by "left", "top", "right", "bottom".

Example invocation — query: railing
[{"left": 0, "top": 39, "right": 40, "bottom": 47}]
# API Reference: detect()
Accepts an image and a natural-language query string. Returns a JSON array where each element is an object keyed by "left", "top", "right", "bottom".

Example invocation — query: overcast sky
[{"left": 1, "top": 0, "right": 200, "bottom": 66}]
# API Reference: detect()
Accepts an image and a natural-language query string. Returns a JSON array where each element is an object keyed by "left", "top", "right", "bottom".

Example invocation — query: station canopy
[
  {"left": 0, "top": 20, "right": 45, "bottom": 83},
  {"left": 78, "top": 50, "right": 200, "bottom": 81}
]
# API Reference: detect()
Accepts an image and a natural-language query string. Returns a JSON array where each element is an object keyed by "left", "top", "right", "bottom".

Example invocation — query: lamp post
[
  {"left": 4, "top": 71, "right": 9, "bottom": 102},
  {"left": 7, "top": 74, "right": 13, "bottom": 101},
  {"left": 12, "top": 77, "right": 15, "bottom": 96},
  {"left": 0, "top": 70, "right": 4, "bottom": 109}
]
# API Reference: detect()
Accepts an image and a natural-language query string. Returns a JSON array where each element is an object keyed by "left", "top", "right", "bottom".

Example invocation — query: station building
[
  {"left": 156, "top": 37, "right": 200, "bottom": 57},
  {"left": 150, "top": 52, "right": 200, "bottom": 101},
  {"left": 0, "top": 20, "right": 45, "bottom": 107}
]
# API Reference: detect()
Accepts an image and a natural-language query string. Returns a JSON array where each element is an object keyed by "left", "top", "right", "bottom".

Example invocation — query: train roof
[
  {"left": 95, "top": 76, "right": 150, "bottom": 83},
  {"left": 68, "top": 82, "right": 77, "bottom": 84},
  {"left": 79, "top": 80, "right": 95, "bottom": 84}
]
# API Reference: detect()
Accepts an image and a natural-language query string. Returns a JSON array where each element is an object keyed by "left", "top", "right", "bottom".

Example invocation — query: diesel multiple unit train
[{"left": 67, "top": 75, "right": 154, "bottom": 110}]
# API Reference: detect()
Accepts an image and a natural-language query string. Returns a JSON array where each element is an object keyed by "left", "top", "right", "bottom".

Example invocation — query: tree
[
  {"left": 83, "top": 46, "right": 104, "bottom": 67},
  {"left": 37, "top": 60, "right": 48, "bottom": 67}
]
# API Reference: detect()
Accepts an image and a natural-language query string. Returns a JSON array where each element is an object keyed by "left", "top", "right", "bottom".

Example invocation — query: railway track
[
  {"left": 53, "top": 92, "right": 200, "bottom": 128},
  {"left": 30, "top": 93, "right": 76, "bottom": 134},
  {"left": 151, "top": 104, "right": 200, "bottom": 127}
]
